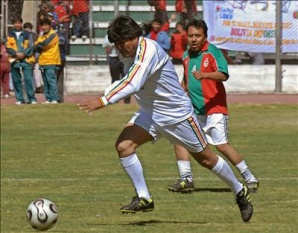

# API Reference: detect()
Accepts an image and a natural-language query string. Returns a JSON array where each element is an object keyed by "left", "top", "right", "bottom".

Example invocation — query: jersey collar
[
  {"left": 201, "top": 41, "right": 209, "bottom": 52},
  {"left": 188, "top": 41, "right": 209, "bottom": 57}
]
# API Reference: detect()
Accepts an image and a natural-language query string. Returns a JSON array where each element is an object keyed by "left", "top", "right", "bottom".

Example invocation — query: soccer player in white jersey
[{"left": 78, "top": 15, "right": 253, "bottom": 222}]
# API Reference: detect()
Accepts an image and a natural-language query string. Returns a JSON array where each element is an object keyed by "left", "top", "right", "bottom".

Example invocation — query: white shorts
[
  {"left": 129, "top": 110, "right": 207, "bottom": 153},
  {"left": 196, "top": 113, "right": 229, "bottom": 145}
]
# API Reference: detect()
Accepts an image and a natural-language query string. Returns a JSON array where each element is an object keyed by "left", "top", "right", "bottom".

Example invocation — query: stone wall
[{"left": 64, "top": 65, "right": 298, "bottom": 94}]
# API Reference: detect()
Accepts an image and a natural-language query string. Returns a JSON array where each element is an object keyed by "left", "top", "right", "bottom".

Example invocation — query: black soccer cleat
[
  {"left": 236, "top": 185, "right": 253, "bottom": 222},
  {"left": 167, "top": 176, "right": 195, "bottom": 193},
  {"left": 120, "top": 196, "right": 154, "bottom": 214}
]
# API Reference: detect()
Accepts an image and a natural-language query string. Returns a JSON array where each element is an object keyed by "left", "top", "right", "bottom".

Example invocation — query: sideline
[{"left": 1, "top": 93, "right": 297, "bottom": 105}]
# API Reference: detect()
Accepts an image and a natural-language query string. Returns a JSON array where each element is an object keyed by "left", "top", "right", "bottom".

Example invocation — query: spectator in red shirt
[
  {"left": 53, "top": 0, "right": 71, "bottom": 54},
  {"left": 175, "top": 0, "right": 197, "bottom": 28},
  {"left": 71, "top": 0, "right": 90, "bottom": 40},
  {"left": 146, "top": 17, "right": 171, "bottom": 53},
  {"left": 147, "top": 0, "right": 168, "bottom": 25},
  {"left": 169, "top": 21, "right": 187, "bottom": 64},
  {"left": 50, "top": 0, "right": 60, "bottom": 6},
  {"left": 53, "top": 1, "right": 71, "bottom": 24}
]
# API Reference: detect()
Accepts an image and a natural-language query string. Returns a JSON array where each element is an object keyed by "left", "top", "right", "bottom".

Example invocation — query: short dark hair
[
  {"left": 39, "top": 18, "right": 52, "bottom": 26},
  {"left": 12, "top": 15, "right": 23, "bottom": 24},
  {"left": 152, "top": 17, "right": 163, "bottom": 25},
  {"left": 176, "top": 21, "right": 185, "bottom": 29},
  {"left": 23, "top": 22, "right": 33, "bottom": 30},
  {"left": 107, "top": 15, "right": 142, "bottom": 43},
  {"left": 186, "top": 19, "right": 208, "bottom": 37},
  {"left": 141, "top": 20, "right": 152, "bottom": 36}
]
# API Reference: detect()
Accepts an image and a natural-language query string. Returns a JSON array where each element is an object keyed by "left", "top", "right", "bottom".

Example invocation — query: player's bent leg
[
  {"left": 116, "top": 124, "right": 154, "bottom": 213},
  {"left": 115, "top": 123, "right": 153, "bottom": 158},
  {"left": 216, "top": 143, "right": 259, "bottom": 192},
  {"left": 215, "top": 143, "right": 243, "bottom": 165},
  {"left": 190, "top": 145, "right": 219, "bottom": 169},
  {"left": 190, "top": 149, "right": 254, "bottom": 222}
]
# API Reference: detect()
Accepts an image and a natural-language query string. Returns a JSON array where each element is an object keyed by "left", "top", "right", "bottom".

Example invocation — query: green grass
[{"left": 1, "top": 103, "right": 297, "bottom": 233}]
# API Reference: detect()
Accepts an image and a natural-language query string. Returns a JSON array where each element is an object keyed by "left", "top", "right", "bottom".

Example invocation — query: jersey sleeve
[
  {"left": 210, "top": 45, "right": 229, "bottom": 77},
  {"left": 103, "top": 38, "right": 164, "bottom": 104},
  {"left": 35, "top": 33, "right": 58, "bottom": 52}
]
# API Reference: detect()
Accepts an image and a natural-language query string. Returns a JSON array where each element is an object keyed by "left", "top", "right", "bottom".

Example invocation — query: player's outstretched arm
[{"left": 78, "top": 96, "right": 108, "bottom": 114}]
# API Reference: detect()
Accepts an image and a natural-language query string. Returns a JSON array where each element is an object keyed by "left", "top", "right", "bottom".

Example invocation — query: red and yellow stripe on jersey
[
  {"left": 182, "top": 41, "right": 229, "bottom": 115},
  {"left": 105, "top": 38, "right": 147, "bottom": 101}
]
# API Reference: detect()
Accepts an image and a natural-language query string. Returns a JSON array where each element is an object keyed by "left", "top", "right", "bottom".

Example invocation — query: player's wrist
[
  {"left": 98, "top": 96, "right": 108, "bottom": 107},
  {"left": 201, "top": 72, "right": 208, "bottom": 79}
]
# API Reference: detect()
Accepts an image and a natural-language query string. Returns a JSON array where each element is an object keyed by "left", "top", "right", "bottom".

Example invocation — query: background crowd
[
  {"left": 1, "top": 0, "right": 259, "bottom": 104},
  {"left": 1, "top": 0, "right": 90, "bottom": 104}
]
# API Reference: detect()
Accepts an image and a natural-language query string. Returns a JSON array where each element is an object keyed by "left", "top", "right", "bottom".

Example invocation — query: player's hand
[
  {"left": 192, "top": 71, "right": 205, "bottom": 80},
  {"left": 16, "top": 52, "right": 25, "bottom": 60},
  {"left": 78, "top": 98, "right": 105, "bottom": 114}
]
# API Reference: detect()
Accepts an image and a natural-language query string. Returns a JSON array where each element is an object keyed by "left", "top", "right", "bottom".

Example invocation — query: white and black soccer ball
[{"left": 27, "top": 198, "right": 58, "bottom": 231}]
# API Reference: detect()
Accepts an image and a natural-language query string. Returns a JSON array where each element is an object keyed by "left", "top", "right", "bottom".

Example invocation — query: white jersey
[{"left": 103, "top": 37, "right": 193, "bottom": 126}]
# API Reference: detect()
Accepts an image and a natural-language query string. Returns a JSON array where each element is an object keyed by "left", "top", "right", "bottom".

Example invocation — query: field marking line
[{"left": 1, "top": 177, "right": 297, "bottom": 182}]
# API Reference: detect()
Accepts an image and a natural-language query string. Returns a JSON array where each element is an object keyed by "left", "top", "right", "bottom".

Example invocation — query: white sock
[
  {"left": 236, "top": 160, "right": 256, "bottom": 182},
  {"left": 212, "top": 156, "right": 243, "bottom": 195},
  {"left": 235, "top": 160, "right": 248, "bottom": 173},
  {"left": 177, "top": 160, "right": 193, "bottom": 180},
  {"left": 120, "top": 153, "right": 150, "bottom": 199}
]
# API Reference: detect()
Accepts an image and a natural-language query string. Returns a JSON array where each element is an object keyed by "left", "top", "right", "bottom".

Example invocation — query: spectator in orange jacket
[
  {"left": 71, "top": 0, "right": 90, "bottom": 40},
  {"left": 35, "top": 18, "right": 61, "bottom": 104},
  {"left": 169, "top": 21, "right": 188, "bottom": 64}
]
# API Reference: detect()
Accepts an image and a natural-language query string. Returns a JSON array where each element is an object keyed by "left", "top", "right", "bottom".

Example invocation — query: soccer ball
[{"left": 26, "top": 198, "right": 58, "bottom": 231}]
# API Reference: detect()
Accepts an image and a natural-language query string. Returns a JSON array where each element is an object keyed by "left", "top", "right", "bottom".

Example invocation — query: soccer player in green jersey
[{"left": 168, "top": 19, "right": 259, "bottom": 193}]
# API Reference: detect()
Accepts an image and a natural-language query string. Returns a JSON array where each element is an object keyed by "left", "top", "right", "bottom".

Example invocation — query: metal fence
[
  {"left": 1, "top": 0, "right": 137, "bottom": 38},
  {"left": 1, "top": 0, "right": 25, "bottom": 38},
  {"left": 3, "top": 0, "right": 208, "bottom": 65}
]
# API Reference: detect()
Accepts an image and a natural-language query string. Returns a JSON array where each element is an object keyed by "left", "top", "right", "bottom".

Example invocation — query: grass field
[{"left": 1, "top": 103, "right": 297, "bottom": 233}]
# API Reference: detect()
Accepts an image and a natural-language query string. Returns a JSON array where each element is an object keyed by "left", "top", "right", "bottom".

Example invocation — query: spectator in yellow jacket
[
  {"left": 6, "top": 16, "right": 37, "bottom": 104},
  {"left": 35, "top": 18, "right": 61, "bottom": 104}
]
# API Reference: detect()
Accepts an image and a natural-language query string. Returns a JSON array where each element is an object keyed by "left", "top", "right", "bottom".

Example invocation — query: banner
[{"left": 203, "top": 0, "right": 298, "bottom": 53}]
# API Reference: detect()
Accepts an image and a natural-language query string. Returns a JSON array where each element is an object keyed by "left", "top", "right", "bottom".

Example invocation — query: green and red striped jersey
[{"left": 182, "top": 41, "right": 229, "bottom": 115}]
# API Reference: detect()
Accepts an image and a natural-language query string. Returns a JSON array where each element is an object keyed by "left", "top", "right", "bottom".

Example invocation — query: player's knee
[
  {"left": 215, "top": 143, "right": 229, "bottom": 154},
  {"left": 115, "top": 140, "right": 134, "bottom": 157},
  {"left": 199, "top": 158, "right": 215, "bottom": 169},
  {"left": 192, "top": 147, "right": 218, "bottom": 169}
]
